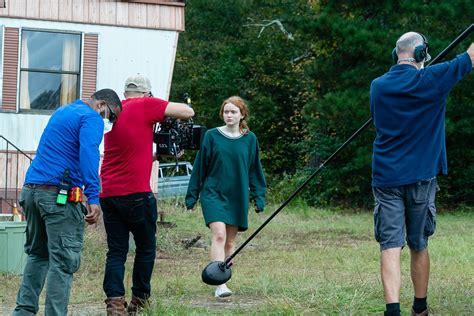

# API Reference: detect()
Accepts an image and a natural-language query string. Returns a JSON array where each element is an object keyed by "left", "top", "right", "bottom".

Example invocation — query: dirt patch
[
  {"left": 0, "top": 303, "right": 105, "bottom": 316},
  {"left": 179, "top": 294, "right": 262, "bottom": 310}
]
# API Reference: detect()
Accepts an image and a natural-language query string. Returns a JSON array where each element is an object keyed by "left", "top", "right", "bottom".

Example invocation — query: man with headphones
[
  {"left": 370, "top": 32, "right": 473, "bottom": 316},
  {"left": 99, "top": 74, "right": 194, "bottom": 315}
]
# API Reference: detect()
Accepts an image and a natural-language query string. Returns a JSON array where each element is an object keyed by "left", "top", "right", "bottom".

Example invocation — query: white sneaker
[{"left": 214, "top": 285, "right": 232, "bottom": 298}]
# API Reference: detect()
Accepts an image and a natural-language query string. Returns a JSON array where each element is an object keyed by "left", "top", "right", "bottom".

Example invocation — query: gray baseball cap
[{"left": 124, "top": 74, "right": 152, "bottom": 93}]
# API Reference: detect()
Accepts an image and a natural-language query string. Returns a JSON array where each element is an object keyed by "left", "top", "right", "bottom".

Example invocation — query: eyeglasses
[{"left": 106, "top": 103, "right": 118, "bottom": 123}]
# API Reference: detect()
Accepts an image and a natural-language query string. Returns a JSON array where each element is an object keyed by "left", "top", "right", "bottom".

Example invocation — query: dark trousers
[{"left": 100, "top": 192, "right": 157, "bottom": 299}]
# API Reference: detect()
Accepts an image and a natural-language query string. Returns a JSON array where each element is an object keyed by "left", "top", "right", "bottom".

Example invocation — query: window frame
[{"left": 18, "top": 27, "right": 83, "bottom": 113}]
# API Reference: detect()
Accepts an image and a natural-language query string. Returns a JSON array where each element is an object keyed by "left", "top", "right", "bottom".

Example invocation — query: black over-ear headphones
[{"left": 392, "top": 32, "right": 430, "bottom": 64}]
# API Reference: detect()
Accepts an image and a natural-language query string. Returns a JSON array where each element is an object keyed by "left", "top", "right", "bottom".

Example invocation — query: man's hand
[
  {"left": 85, "top": 203, "right": 101, "bottom": 224},
  {"left": 467, "top": 43, "right": 474, "bottom": 68}
]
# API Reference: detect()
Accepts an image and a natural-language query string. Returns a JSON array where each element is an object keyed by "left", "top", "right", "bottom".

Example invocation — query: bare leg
[
  {"left": 208, "top": 222, "right": 227, "bottom": 262},
  {"left": 224, "top": 225, "right": 239, "bottom": 259},
  {"left": 410, "top": 248, "right": 429, "bottom": 298},
  {"left": 381, "top": 247, "right": 402, "bottom": 303}
]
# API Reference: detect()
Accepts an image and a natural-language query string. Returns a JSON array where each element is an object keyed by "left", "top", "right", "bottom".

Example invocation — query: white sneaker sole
[{"left": 215, "top": 289, "right": 232, "bottom": 298}]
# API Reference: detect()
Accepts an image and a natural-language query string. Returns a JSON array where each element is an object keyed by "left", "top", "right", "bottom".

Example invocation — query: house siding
[{"left": 0, "top": 0, "right": 185, "bottom": 31}]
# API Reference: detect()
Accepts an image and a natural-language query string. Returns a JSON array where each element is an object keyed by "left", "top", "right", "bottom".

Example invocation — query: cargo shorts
[{"left": 372, "top": 178, "right": 438, "bottom": 251}]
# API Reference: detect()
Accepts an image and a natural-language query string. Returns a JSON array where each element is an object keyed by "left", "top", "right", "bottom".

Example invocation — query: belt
[{"left": 24, "top": 184, "right": 59, "bottom": 193}]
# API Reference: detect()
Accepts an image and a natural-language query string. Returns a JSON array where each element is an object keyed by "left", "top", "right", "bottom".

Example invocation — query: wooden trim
[
  {"left": 122, "top": 0, "right": 185, "bottom": 6},
  {"left": 81, "top": 33, "right": 98, "bottom": 99},
  {"left": 2, "top": 27, "right": 19, "bottom": 112},
  {"left": 0, "top": 1, "right": 185, "bottom": 32}
]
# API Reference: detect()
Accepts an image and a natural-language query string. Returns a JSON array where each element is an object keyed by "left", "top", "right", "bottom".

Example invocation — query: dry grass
[{"left": 1, "top": 203, "right": 473, "bottom": 315}]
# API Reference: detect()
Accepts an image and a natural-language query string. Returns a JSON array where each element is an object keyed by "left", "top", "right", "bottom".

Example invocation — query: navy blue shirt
[
  {"left": 24, "top": 99, "right": 104, "bottom": 204},
  {"left": 370, "top": 52, "right": 472, "bottom": 187}
]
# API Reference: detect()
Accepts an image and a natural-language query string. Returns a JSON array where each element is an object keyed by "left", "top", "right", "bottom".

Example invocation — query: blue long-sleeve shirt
[
  {"left": 370, "top": 52, "right": 472, "bottom": 187},
  {"left": 24, "top": 99, "right": 104, "bottom": 204}
]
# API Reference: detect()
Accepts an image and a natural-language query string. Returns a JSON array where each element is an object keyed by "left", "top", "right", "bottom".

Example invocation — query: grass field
[{"left": 1, "top": 201, "right": 473, "bottom": 315}]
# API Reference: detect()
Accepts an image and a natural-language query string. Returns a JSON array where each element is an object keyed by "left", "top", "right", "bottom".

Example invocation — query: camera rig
[{"left": 153, "top": 94, "right": 206, "bottom": 158}]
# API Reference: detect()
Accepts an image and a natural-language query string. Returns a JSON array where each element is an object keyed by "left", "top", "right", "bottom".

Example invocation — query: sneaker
[{"left": 214, "top": 286, "right": 232, "bottom": 298}]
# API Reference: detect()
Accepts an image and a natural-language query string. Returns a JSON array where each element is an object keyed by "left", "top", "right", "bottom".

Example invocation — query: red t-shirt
[{"left": 100, "top": 97, "right": 168, "bottom": 197}]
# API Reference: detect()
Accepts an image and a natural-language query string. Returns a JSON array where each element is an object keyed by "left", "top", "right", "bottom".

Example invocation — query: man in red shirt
[{"left": 100, "top": 74, "right": 194, "bottom": 315}]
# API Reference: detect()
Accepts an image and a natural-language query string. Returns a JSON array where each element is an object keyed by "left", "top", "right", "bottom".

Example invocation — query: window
[{"left": 19, "top": 30, "right": 81, "bottom": 111}]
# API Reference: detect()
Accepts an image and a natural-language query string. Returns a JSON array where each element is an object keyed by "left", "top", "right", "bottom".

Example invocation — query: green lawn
[{"left": 1, "top": 202, "right": 473, "bottom": 315}]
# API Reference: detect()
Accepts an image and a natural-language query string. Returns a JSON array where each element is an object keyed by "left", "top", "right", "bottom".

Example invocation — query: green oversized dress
[{"left": 185, "top": 127, "right": 266, "bottom": 231}]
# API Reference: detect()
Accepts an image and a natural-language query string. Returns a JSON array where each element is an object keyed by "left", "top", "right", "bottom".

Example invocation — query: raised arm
[{"left": 164, "top": 102, "right": 195, "bottom": 120}]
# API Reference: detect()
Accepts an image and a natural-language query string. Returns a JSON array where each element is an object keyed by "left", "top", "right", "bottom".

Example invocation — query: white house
[{"left": 0, "top": 0, "right": 186, "bottom": 212}]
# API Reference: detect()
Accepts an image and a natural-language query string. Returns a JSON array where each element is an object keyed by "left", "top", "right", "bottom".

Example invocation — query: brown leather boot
[
  {"left": 105, "top": 297, "right": 127, "bottom": 316},
  {"left": 127, "top": 296, "right": 148, "bottom": 315}
]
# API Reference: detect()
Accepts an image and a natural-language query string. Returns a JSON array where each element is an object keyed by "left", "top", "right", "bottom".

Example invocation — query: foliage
[{"left": 171, "top": 0, "right": 474, "bottom": 208}]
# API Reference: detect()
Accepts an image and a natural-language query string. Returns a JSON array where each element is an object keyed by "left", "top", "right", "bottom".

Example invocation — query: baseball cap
[{"left": 124, "top": 74, "right": 152, "bottom": 93}]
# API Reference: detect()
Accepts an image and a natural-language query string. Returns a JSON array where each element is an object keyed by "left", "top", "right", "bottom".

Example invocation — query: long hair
[{"left": 219, "top": 96, "right": 249, "bottom": 134}]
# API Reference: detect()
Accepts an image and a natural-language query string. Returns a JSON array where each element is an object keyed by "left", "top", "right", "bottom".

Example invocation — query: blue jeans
[
  {"left": 100, "top": 192, "right": 157, "bottom": 299},
  {"left": 13, "top": 186, "right": 85, "bottom": 316}
]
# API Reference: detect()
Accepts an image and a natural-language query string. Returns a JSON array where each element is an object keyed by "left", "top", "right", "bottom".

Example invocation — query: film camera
[{"left": 153, "top": 94, "right": 206, "bottom": 157}]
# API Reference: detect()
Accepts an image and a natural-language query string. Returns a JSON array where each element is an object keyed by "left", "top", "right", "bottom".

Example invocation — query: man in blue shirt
[
  {"left": 370, "top": 32, "right": 473, "bottom": 316},
  {"left": 13, "top": 89, "right": 122, "bottom": 316}
]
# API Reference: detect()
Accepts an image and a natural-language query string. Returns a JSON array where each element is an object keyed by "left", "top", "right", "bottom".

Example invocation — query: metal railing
[{"left": 0, "top": 135, "right": 33, "bottom": 213}]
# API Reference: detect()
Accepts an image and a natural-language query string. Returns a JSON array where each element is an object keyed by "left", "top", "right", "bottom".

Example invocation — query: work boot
[
  {"left": 105, "top": 297, "right": 127, "bottom": 316},
  {"left": 127, "top": 295, "right": 148, "bottom": 315}
]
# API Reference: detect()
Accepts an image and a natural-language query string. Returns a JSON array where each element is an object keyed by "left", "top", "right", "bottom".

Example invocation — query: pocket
[
  {"left": 373, "top": 203, "right": 381, "bottom": 242},
  {"left": 424, "top": 205, "right": 436, "bottom": 237},
  {"left": 146, "top": 193, "right": 158, "bottom": 222},
  {"left": 59, "top": 234, "right": 83, "bottom": 274},
  {"left": 117, "top": 196, "right": 146, "bottom": 223},
  {"left": 38, "top": 193, "right": 64, "bottom": 214},
  {"left": 413, "top": 181, "right": 431, "bottom": 203}
]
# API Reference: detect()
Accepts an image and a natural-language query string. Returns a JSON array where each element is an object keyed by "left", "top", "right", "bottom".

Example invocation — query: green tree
[{"left": 171, "top": 0, "right": 474, "bottom": 208}]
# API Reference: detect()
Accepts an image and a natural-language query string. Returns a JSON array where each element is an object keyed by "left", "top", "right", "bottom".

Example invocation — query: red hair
[{"left": 219, "top": 96, "right": 249, "bottom": 134}]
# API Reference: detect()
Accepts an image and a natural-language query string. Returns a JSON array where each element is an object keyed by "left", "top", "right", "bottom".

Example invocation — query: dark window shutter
[
  {"left": 81, "top": 33, "right": 98, "bottom": 99},
  {"left": 2, "top": 27, "right": 19, "bottom": 111}
]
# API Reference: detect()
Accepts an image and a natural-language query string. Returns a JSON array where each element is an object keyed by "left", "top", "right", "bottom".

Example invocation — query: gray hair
[{"left": 396, "top": 32, "right": 424, "bottom": 56}]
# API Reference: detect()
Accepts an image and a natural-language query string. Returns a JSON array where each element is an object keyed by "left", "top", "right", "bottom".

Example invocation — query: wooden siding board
[
  {"left": 26, "top": 0, "right": 40, "bottom": 18},
  {"left": 9, "top": 0, "right": 27, "bottom": 17},
  {"left": 124, "top": 0, "right": 184, "bottom": 6},
  {"left": 88, "top": 0, "right": 100, "bottom": 24},
  {"left": 2, "top": 28, "right": 19, "bottom": 111},
  {"left": 39, "top": 0, "right": 59, "bottom": 20},
  {"left": 146, "top": 4, "right": 160, "bottom": 29},
  {"left": 72, "top": 0, "right": 89, "bottom": 23},
  {"left": 159, "top": 5, "right": 175, "bottom": 30},
  {"left": 128, "top": 3, "right": 147, "bottom": 28},
  {"left": 58, "top": 0, "right": 74, "bottom": 22},
  {"left": 99, "top": 1, "right": 117, "bottom": 25},
  {"left": 116, "top": 2, "right": 129, "bottom": 26},
  {"left": 175, "top": 5, "right": 184, "bottom": 31}
]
